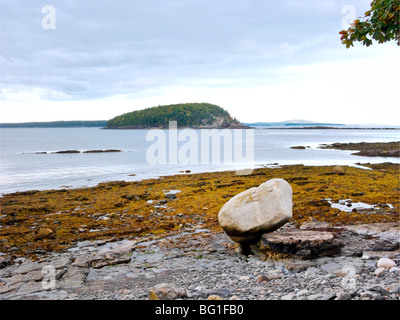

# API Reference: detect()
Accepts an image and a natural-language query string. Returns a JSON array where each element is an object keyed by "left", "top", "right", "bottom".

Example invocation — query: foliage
[
  {"left": 106, "top": 103, "right": 240, "bottom": 128},
  {"left": 339, "top": 0, "right": 399, "bottom": 48}
]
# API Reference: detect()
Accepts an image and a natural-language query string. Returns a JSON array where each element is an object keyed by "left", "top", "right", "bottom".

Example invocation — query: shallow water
[{"left": 0, "top": 127, "right": 399, "bottom": 194}]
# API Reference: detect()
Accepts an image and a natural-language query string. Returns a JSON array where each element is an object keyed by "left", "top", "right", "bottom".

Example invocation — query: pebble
[
  {"left": 377, "top": 258, "right": 396, "bottom": 269},
  {"left": 375, "top": 267, "right": 386, "bottom": 277}
]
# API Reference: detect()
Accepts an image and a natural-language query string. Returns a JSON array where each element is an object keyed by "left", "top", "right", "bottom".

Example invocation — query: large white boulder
[{"left": 218, "top": 178, "right": 292, "bottom": 243}]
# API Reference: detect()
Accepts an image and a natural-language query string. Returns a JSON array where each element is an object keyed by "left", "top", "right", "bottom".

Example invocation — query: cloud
[{"left": 0, "top": 0, "right": 398, "bottom": 124}]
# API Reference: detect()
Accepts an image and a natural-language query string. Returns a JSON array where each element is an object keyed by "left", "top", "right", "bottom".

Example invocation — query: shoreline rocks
[
  {"left": 319, "top": 141, "right": 400, "bottom": 158},
  {"left": 0, "top": 223, "right": 399, "bottom": 300},
  {"left": 258, "top": 230, "right": 343, "bottom": 259}
]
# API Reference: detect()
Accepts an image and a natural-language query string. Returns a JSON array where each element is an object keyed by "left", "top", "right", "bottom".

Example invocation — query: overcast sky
[{"left": 0, "top": 0, "right": 399, "bottom": 124}]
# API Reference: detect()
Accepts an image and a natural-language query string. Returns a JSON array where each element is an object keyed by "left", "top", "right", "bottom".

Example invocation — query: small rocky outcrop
[
  {"left": 218, "top": 178, "right": 292, "bottom": 243},
  {"left": 258, "top": 229, "right": 343, "bottom": 259}
]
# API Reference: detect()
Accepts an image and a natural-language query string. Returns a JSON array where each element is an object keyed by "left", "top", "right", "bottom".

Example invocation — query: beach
[{"left": 1, "top": 161, "right": 399, "bottom": 300}]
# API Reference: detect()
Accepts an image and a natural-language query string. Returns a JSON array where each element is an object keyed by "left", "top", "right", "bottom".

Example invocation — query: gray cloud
[{"left": 1, "top": 0, "right": 374, "bottom": 100}]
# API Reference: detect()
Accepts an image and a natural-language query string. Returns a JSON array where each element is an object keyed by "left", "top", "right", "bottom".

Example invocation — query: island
[{"left": 105, "top": 103, "right": 249, "bottom": 129}]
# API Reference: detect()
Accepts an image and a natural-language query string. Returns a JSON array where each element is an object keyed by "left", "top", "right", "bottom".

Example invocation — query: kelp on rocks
[{"left": 0, "top": 163, "right": 398, "bottom": 258}]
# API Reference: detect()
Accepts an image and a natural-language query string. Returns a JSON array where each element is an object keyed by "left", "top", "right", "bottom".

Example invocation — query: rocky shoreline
[
  {"left": 0, "top": 163, "right": 399, "bottom": 300},
  {"left": 319, "top": 141, "right": 400, "bottom": 158},
  {"left": 0, "top": 222, "right": 399, "bottom": 300}
]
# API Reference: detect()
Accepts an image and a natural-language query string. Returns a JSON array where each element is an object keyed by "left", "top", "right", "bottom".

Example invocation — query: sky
[{"left": 0, "top": 0, "right": 399, "bottom": 125}]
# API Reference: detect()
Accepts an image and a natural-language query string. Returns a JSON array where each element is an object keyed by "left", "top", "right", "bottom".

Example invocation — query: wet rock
[
  {"left": 82, "top": 149, "right": 122, "bottom": 153},
  {"left": 165, "top": 193, "right": 177, "bottom": 200},
  {"left": 52, "top": 150, "right": 80, "bottom": 154},
  {"left": 259, "top": 230, "right": 342, "bottom": 259},
  {"left": 218, "top": 178, "right": 292, "bottom": 243}
]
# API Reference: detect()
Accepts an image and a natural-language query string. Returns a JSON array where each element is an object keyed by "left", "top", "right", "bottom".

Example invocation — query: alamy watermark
[
  {"left": 341, "top": 265, "right": 357, "bottom": 290},
  {"left": 41, "top": 5, "right": 56, "bottom": 30},
  {"left": 41, "top": 265, "right": 56, "bottom": 290},
  {"left": 145, "top": 121, "right": 255, "bottom": 175},
  {"left": 341, "top": 5, "right": 356, "bottom": 29}
]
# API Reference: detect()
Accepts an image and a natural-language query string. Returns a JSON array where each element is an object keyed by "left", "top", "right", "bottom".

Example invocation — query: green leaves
[{"left": 339, "top": 0, "right": 399, "bottom": 48}]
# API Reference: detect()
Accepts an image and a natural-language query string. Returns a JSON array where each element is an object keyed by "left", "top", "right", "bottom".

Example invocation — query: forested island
[{"left": 105, "top": 103, "right": 248, "bottom": 129}]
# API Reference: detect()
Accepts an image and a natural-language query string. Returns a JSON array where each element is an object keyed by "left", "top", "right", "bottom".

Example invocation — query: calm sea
[{"left": 0, "top": 127, "right": 399, "bottom": 194}]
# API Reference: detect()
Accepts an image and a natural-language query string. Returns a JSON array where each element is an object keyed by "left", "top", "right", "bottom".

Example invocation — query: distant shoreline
[
  {"left": 251, "top": 126, "right": 400, "bottom": 130},
  {"left": 1, "top": 124, "right": 399, "bottom": 130},
  {"left": 0, "top": 120, "right": 107, "bottom": 128}
]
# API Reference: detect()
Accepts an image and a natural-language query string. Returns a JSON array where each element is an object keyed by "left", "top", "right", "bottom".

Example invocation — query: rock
[
  {"left": 367, "top": 285, "right": 388, "bottom": 295},
  {"left": 207, "top": 295, "right": 223, "bottom": 300},
  {"left": 34, "top": 228, "right": 54, "bottom": 240},
  {"left": 255, "top": 275, "right": 269, "bottom": 283},
  {"left": 259, "top": 230, "right": 342, "bottom": 259},
  {"left": 165, "top": 193, "right": 177, "bottom": 200},
  {"left": 205, "top": 288, "right": 231, "bottom": 298},
  {"left": 320, "top": 262, "right": 342, "bottom": 274},
  {"left": 321, "top": 293, "right": 336, "bottom": 300},
  {"left": 60, "top": 266, "right": 89, "bottom": 288},
  {"left": 218, "top": 178, "right": 292, "bottom": 243},
  {"left": 239, "top": 275, "right": 250, "bottom": 281},
  {"left": 148, "top": 283, "right": 187, "bottom": 300},
  {"left": 281, "top": 294, "right": 295, "bottom": 300},
  {"left": 389, "top": 267, "right": 400, "bottom": 273},
  {"left": 299, "top": 221, "right": 333, "bottom": 231},
  {"left": 149, "top": 290, "right": 160, "bottom": 300},
  {"left": 0, "top": 256, "right": 12, "bottom": 269},
  {"left": 286, "top": 261, "right": 316, "bottom": 273},
  {"left": 336, "top": 293, "right": 352, "bottom": 300},
  {"left": 91, "top": 252, "right": 131, "bottom": 269},
  {"left": 375, "top": 268, "right": 386, "bottom": 277},
  {"left": 290, "top": 146, "right": 306, "bottom": 149},
  {"left": 332, "top": 166, "right": 345, "bottom": 175},
  {"left": 296, "top": 289, "right": 309, "bottom": 296},
  {"left": 387, "top": 284, "right": 400, "bottom": 294},
  {"left": 53, "top": 150, "right": 80, "bottom": 154},
  {"left": 377, "top": 258, "right": 396, "bottom": 269},
  {"left": 372, "top": 240, "right": 399, "bottom": 251}
]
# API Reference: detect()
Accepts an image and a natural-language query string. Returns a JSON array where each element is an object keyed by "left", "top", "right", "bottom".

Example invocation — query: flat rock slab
[{"left": 259, "top": 230, "right": 342, "bottom": 259}]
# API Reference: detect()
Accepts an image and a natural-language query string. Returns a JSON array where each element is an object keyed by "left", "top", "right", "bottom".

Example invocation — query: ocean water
[{"left": 0, "top": 127, "right": 399, "bottom": 194}]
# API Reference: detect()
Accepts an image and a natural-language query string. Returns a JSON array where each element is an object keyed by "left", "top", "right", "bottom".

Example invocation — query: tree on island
[{"left": 339, "top": 0, "right": 399, "bottom": 48}]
